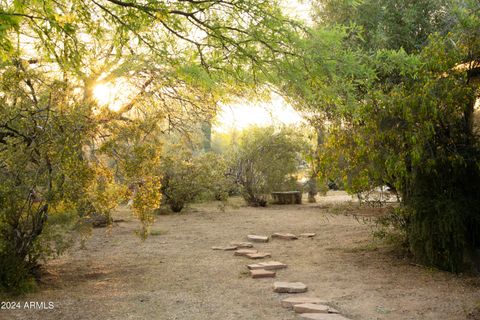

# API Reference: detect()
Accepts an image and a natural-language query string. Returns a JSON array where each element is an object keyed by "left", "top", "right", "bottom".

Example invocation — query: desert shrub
[
  {"left": 403, "top": 155, "right": 480, "bottom": 272},
  {"left": 0, "top": 69, "right": 97, "bottom": 293},
  {"left": 373, "top": 207, "right": 409, "bottom": 249},
  {"left": 160, "top": 144, "right": 231, "bottom": 212},
  {"left": 78, "top": 164, "right": 126, "bottom": 223},
  {"left": 0, "top": 65, "right": 160, "bottom": 293},
  {"left": 231, "top": 126, "right": 304, "bottom": 206}
]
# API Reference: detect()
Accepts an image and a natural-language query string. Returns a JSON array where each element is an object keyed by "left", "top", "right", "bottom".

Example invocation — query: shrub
[
  {"left": 160, "top": 144, "right": 231, "bottom": 212},
  {"left": 231, "top": 126, "right": 304, "bottom": 206}
]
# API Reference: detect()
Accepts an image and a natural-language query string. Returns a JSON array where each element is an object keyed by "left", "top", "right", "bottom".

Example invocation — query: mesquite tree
[
  {"left": 0, "top": 0, "right": 301, "bottom": 291},
  {"left": 278, "top": 0, "right": 480, "bottom": 271}
]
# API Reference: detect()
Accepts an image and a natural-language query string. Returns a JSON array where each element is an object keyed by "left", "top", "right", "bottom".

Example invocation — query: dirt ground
[{"left": 2, "top": 191, "right": 480, "bottom": 320}]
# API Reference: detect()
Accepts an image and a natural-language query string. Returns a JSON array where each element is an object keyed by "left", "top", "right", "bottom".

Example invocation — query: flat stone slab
[
  {"left": 230, "top": 241, "right": 253, "bottom": 248},
  {"left": 328, "top": 307, "right": 339, "bottom": 313},
  {"left": 272, "top": 232, "right": 298, "bottom": 240},
  {"left": 294, "top": 303, "right": 338, "bottom": 314},
  {"left": 299, "top": 314, "right": 351, "bottom": 320},
  {"left": 250, "top": 269, "right": 276, "bottom": 278},
  {"left": 248, "top": 261, "right": 287, "bottom": 270},
  {"left": 234, "top": 249, "right": 258, "bottom": 256},
  {"left": 273, "top": 281, "right": 308, "bottom": 293},
  {"left": 299, "top": 233, "right": 316, "bottom": 238},
  {"left": 271, "top": 191, "right": 302, "bottom": 204},
  {"left": 247, "top": 235, "right": 269, "bottom": 242},
  {"left": 281, "top": 297, "right": 328, "bottom": 309},
  {"left": 212, "top": 246, "right": 237, "bottom": 251},
  {"left": 246, "top": 252, "right": 271, "bottom": 259}
]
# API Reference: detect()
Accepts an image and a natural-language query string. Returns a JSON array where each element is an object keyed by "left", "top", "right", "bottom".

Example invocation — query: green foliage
[
  {"left": 98, "top": 117, "right": 163, "bottom": 237},
  {"left": 0, "top": 66, "right": 94, "bottom": 292},
  {"left": 279, "top": 0, "right": 480, "bottom": 271},
  {"left": 0, "top": 0, "right": 299, "bottom": 292},
  {"left": 313, "top": 0, "right": 452, "bottom": 53},
  {"left": 0, "top": 254, "right": 36, "bottom": 295},
  {"left": 132, "top": 176, "right": 162, "bottom": 238},
  {"left": 373, "top": 207, "right": 409, "bottom": 253},
  {"left": 160, "top": 142, "right": 231, "bottom": 213},
  {"left": 231, "top": 126, "right": 304, "bottom": 206}
]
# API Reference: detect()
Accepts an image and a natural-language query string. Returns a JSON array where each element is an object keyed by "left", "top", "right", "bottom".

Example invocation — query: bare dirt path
[{"left": 2, "top": 192, "right": 480, "bottom": 320}]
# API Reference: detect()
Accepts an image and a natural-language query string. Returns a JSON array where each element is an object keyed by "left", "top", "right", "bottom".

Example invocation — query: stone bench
[{"left": 271, "top": 191, "right": 302, "bottom": 204}]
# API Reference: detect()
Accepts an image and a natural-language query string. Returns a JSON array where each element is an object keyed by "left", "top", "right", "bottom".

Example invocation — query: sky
[
  {"left": 283, "top": 0, "right": 312, "bottom": 22},
  {"left": 91, "top": 0, "right": 313, "bottom": 132},
  {"left": 214, "top": 93, "right": 305, "bottom": 133},
  {"left": 213, "top": 0, "right": 311, "bottom": 133}
]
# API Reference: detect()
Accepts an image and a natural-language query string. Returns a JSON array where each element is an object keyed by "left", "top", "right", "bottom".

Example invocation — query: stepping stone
[
  {"left": 250, "top": 269, "right": 276, "bottom": 278},
  {"left": 212, "top": 246, "right": 237, "bottom": 251},
  {"left": 234, "top": 249, "right": 258, "bottom": 256},
  {"left": 247, "top": 235, "right": 269, "bottom": 243},
  {"left": 230, "top": 241, "right": 253, "bottom": 248},
  {"left": 294, "top": 303, "right": 339, "bottom": 314},
  {"left": 272, "top": 232, "right": 298, "bottom": 240},
  {"left": 246, "top": 252, "right": 271, "bottom": 259},
  {"left": 273, "top": 281, "right": 308, "bottom": 293},
  {"left": 281, "top": 297, "right": 329, "bottom": 309},
  {"left": 300, "top": 233, "right": 316, "bottom": 238},
  {"left": 299, "top": 314, "right": 351, "bottom": 320},
  {"left": 294, "top": 303, "right": 329, "bottom": 314},
  {"left": 248, "top": 261, "right": 287, "bottom": 270}
]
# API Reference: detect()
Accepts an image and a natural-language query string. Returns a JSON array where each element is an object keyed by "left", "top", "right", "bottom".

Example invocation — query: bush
[
  {"left": 160, "top": 144, "right": 231, "bottom": 212},
  {"left": 0, "top": 198, "right": 82, "bottom": 293},
  {"left": 404, "top": 156, "right": 480, "bottom": 272},
  {"left": 0, "top": 253, "right": 36, "bottom": 295},
  {"left": 231, "top": 126, "right": 303, "bottom": 206},
  {"left": 0, "top": 66, "right": 161, "bottom": 292}
]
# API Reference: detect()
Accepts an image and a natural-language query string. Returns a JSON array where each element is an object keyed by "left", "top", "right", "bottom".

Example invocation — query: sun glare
[
  {"left": 215, "top": 93, "right": 304, "bottom": 132},
  {"left": 92, "top": 81, "right": 130, "bottom": 112}
]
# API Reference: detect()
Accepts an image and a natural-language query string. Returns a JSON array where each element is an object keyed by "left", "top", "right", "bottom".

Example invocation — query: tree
[
  {"left": 278, "top": 0, "right": 480, "bottom": 271},
  {"left": 0, "top": 0, "right": 301, "bottom": 292},
  {"left": 313, "top": 0, "right": 452, "bottom": 53},
  {"left": 302, "top": 121, "right": 329, "bottom": 201}
]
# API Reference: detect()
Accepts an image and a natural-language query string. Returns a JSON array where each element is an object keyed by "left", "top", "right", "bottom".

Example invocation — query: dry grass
[{"left": 2, "top": 191, "right": 480, "bottom": 320}]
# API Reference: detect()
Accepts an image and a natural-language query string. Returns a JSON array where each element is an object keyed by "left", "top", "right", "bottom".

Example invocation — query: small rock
[
  {"left": 248, "top": 261, "right": 287, "bottom": 270},
  {"left": 246, "top": 252, "right": 271, "bottom": 259},
  {"left": 300, "top": 233, "right": 316, "bottom": 238},
  {"left": 212, "top": 246, "right": 238, "bottom": 251},
  {"left": 299, "top": 314, "right": 351, "bottom": 320},
  {"left": 273, "top": 281, "right": 308, "bottom": 293},
  {"left": 247, "top": 235, "right": 269, "bottom": 243},
  {"left": 250, "top": 269, "right": 276, "bottom": 278},
  {"left": 234, "top": 249, "right": 258, "bottom": 256},
  {"left": 272, "top": 232, "right": 298, "bottom": 240},
  {"left": 230, "top": 241, "right": 254, "bottom": 248},
  {"left": 294, "top": 303, "right": 332, "bottom": 314},
  {"left": 281, "top": 297, "right": 328, "bottom": 309}
]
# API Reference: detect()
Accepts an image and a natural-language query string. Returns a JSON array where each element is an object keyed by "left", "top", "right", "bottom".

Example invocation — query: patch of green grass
[
  {"left": 238, "top": 270, "right": 250, "bottom": 278},
  {"left": 343, "top": 242, "right": 379, "bottom": 253},
  {"left": 150, "top": 229, "right": 168, "bottom": 236}
]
